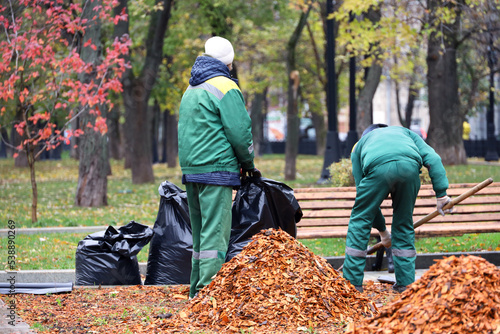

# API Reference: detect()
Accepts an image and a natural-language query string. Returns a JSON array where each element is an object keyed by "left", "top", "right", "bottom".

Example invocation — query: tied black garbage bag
[
  {"left": 226, "top": 177, "right": 303, "bottom": 261},
  {"left": 75, "top": 221, "right": 153, "bottom": 286},
  {"left": 144, "top": 181, "right": 192, "bottom": 285}
]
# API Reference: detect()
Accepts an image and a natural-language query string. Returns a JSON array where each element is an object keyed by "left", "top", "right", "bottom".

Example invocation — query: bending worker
[
  {"left": 343, "top": 124, "right": 452, "bottom": 293},
  {"left": 178, "top": 36, "right": 259, "bottom": 299}
]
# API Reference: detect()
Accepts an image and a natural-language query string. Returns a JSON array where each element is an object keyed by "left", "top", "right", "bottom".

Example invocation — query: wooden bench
[{"left": 294, "top": 181, "right": 500, "bottom": 240}]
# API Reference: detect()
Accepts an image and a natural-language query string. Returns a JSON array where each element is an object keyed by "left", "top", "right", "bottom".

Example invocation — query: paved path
[{"left": 0, "top": 299, "right": 35, "bottom": 334}]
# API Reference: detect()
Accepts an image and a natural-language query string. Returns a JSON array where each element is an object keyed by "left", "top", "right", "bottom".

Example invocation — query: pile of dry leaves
[
  {"left": 346, "top": 254, "right": 500, "bottom": 333},
  {"left": 161, "top": 229, "right": 378, "bottom": 333}
]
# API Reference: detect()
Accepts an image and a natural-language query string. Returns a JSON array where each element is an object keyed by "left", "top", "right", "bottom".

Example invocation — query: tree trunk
[
  {"left": 426, "top": 0, "right": 466, "bottom": 165},
  {"left": 305, "top": 18, "right": 327, "bottom": 157},
  {"left": 395, "top": 80, "right": 404, "bottom": 127},
  {"left": 311, "top": 110, "right": 326, "bottom": 156},
  {"left": 26, "top": 144, "right": 37, "bottom": 223},
  {"left": 121, "top": 0, "right": 173, "bottom": 184},
  {"left": 122, "top": 81, "right": 133, "bottom": 170},
  {"left": 75, "top": 0, "right": 108, "bottom": 207},
  {"left": 356, "top": 63, "right": 382, "bottom": 134},
  {"left": 250, "top": 88, "right": 267, "bottom": 157},
  {"left": 356, "top": 7, "right": 382, "bottom": 135},
  {"left": 12, "top": 107, "right": 28, "bottom": 167},
  {"left": 124, "top": 80, "right": 154, "bottom": 183},
  {"left": 70, "top": 117, "right": 80, "bottom": 160},
  {"left": 394, "top": 79, "right": 417, "bottom": 129},
  {"left": 285, "top": 70, "right": 300, "bottom": 180},
  {"left": 151, "top": 100, "right": 160, "bottom": 164},
  {"left": 113, "top": 0, "right": 131, "bottom": 169},
  {"left": 107, "top": 104, "right": 122, "bottom": 160},
  {"left": 165, "top": 109, "right": 178, "bottom": 168},
  {"left": 405, "top": 81, "right": 418, "bottom": 129},
  {"left": 161, "top": 109, "right": 167, "bottom": 163},
  {"left": 0, "top": 127, "right": 8, "bottom": 158},
  {"left": 285, "top": 5, "right": 313, "bottom": 181}
]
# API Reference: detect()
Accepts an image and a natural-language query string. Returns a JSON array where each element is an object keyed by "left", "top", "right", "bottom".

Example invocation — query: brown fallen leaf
[
  {"left": 172, "top": 293, "right": 188, "bottom": 300},
  {"left": 347, "top": 255, "right": 500, "bottom": 334}
]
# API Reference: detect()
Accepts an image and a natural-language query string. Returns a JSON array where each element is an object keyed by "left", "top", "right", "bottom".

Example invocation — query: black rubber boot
[
  {"left": 392, "top": 284, "right": 407, "bottom": 293},
  {"left": 354, "top": 285, "right": 364, "bottom": 293},
  {"left": 386, "top": 247, "right": 394, "bottom": 273}
]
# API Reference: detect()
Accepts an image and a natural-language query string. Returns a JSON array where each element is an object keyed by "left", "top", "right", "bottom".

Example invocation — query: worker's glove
[
  {"left": 379, "top": 229, "right": 392, "bottom": 248},
  {"left": 436, "top": 196, "right": 453, "bottom": 216},
  {"left": 243, "top": 167, "right": 261, "bottom": 178}
]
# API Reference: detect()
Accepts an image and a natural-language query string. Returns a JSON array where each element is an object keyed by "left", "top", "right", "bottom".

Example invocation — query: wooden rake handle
[{"left": 365, "top": 177, "right": 494, "bottom": 255}]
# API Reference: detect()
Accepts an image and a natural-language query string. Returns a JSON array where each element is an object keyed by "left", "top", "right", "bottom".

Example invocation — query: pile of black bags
[
  {"left": 75, "top": 221, "right": 153, "bottom": 286},
  {"left": 75, "top": 177, "right": 302, "bottom": 286}
]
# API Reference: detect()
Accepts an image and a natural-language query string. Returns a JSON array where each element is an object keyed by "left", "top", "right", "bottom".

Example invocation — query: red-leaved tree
[{"left": 0, "top": 0, "right": 130, "bottom": 223}]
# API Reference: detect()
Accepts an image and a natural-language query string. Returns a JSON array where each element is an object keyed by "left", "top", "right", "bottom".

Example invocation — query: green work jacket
[{"left": 351, "top": 126, "right": 448, "bottom": 197}]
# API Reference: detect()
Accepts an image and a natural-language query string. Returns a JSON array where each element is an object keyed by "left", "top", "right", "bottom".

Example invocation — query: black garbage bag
[
  {"left": 226, "top": 177, "right": 303, "bottom": 261},
  {"left": 144, "top": 181, "right": 193, "bottom": 285},
  {"left": 75, "top": 221, "right": 154, "bottom": 286}
]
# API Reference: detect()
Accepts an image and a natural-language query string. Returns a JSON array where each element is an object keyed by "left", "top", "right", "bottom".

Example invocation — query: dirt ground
[
  {"left": 10, "top": 230, "right": 499, "bottom": 333},
  {"left": 8, "top": 281, "right": 399, "bottom": 334}
]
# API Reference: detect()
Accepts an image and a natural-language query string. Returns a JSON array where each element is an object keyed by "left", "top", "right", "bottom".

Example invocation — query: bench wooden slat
[
  {"left": 417, "top": 204, "right": 500, "bottom": 214},
  {"left": 294, "top": 184, "right": 500, "bottom": 197},
  {"left": 299, "top": 200, "right": 362, "bottom": 210},
  {"left": 297, "top": 213, "right": 500, "bottom": 228},
  {"left": 415, "top": 186, "right": 500, "bottom": 198},
  {"left": 293, "top": 182, "right": 500, "bottom": 193},
  {"left": 296, "top": 222, "right": 500, "bottom": 239},
  {"left": 411, "top": 196, "right": 500, "bottom": 207},
  {"left": 410, "top": 213, "right": 500, "bottom": 224},
  {"left": 298, "top": 196, "right": 500, "bottom": 210},
  {"left": 414, "top": 222, "right": 500, "bottom": 237},
  {"left": 294, "top": 192, "right": 358, "bottom": 201},
  {"left": 294, "top": 186, "right": 500, "bottom": 200},
  {"left": 301, "top": 205, "right": 500, "bottom": 220}
]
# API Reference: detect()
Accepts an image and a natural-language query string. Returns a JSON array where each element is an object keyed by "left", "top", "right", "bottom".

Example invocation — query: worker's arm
[
  {"left": 408, "top": 131, "right": 449, "bottom": 197},
  {"left": 219, "top": 86, "right": 255, "bottom": 171},
  {"left": 350, "top": 143, "right": 363, "bottom": 187}
]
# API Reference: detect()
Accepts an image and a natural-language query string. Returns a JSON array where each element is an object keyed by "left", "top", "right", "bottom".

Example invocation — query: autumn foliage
[
  {"left": 0, "top": 0, "right": 130, "bottom": 156},
  {"left": 163, "top": 229, "right": 378, "bottom": 333},
  {"left": 347, "top": 255, "right": 500, "bottom": 333}
]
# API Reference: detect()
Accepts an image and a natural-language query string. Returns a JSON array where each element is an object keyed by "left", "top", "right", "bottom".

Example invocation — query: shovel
[{"left": 338, "top": 177, "right": 493, "bottom": 271}]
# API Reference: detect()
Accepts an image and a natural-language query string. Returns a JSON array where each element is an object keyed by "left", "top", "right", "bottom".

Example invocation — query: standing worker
[
  {"left": 178, "top": 36, "right": 259, "bottom": 299},
  {"left": 343, "top": 124, "right": 452, "bottom": 293}
]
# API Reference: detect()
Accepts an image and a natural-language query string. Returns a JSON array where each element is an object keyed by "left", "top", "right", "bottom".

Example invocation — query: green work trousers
[
  {"left": 343, "top": 160, "right": 420, "bottom": 287},
  {"left": 185, "top": 183, "right": 232, "bottom": 298}
]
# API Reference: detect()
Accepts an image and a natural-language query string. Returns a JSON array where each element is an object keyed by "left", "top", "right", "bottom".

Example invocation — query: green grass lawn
[
  {"left": 1, "top": 154, "right": 500, "bottom": 270},
  {"left": 0, "top": 153, "right": 327, "bottom": 229}
]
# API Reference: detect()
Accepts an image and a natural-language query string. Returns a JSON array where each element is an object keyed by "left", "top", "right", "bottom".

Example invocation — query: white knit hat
[{"left": 204, "top": 36, "right": 234, "bottom": 65}]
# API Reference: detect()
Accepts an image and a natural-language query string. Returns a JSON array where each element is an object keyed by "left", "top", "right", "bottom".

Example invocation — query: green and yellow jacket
[{"left": 178, "top": 56, "right": 254, "bottom": 185}]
